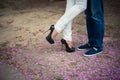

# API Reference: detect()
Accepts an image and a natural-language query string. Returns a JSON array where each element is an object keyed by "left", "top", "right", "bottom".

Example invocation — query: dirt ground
[{"left": 0, "top": 0, "right": 120, "bottom": 80}]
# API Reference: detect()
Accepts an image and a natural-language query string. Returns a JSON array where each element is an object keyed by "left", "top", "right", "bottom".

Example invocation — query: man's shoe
[
  {"left": 83, "top": 47, "right": 103, "bottom": 57},
  {"left": 77, "top": 43, "right": 92, "bottom": 50}
]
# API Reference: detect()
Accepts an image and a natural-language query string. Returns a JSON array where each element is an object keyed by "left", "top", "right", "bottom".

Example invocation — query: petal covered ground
[{"left": 0, "top": 1, "right": 120, "bottom": 80}]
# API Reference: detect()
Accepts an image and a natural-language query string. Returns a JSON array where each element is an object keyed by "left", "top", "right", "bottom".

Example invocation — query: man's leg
[
  {"left": 78, "top": 0, "right": 104, "bottom": 56},
  {"left": 85, "top": 0, "right": 94, "bottom": 46},
  {"left": 84, "top": 0, "right": 104, "bottom": 56},
  {"left": 89, "top": 0, "right": 104, "bottom": 49},
  {"left": 77, "top": 0, "right": 93, "bottom": 50}
]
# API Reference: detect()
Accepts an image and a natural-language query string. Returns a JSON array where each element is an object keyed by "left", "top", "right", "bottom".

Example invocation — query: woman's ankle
[
  {"left": 51, "top": 30, "right": 58, "bottom": 39},
  {"left": 66, "top": 41, "right": 73, "bottom": 48}
]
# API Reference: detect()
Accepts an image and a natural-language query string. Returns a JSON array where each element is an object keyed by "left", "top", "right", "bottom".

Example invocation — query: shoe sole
[
  {"left": 77, "top": 48, "right": 87, "bottom": 51},
  {"left": 77, "top": 48, "right": 91, "bottom": 51},
  {"left": 83, "top": 51, "right": 103, "bottom": 57},
  {"left": 46, "top": 37, "right": 54, "bottom": 44}
]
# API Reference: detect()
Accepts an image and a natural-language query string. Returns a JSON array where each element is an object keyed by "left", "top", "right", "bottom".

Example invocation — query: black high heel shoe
[
  {"left": 46, "top": 25, "right": 55, "bottom": 44},
  {"left": 61, "top": 39, "right": 75, "bottom": 52}
]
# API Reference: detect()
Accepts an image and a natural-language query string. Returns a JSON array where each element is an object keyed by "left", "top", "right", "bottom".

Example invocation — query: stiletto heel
[
  {"left": 43, "top": 29, "right": 50, "bottom": 34},
  {"left": 46, "top": 25, "right": 55, "bottom": 44},
  {"left": 61, "top": 39, "right": 75, "bottom": 52}
]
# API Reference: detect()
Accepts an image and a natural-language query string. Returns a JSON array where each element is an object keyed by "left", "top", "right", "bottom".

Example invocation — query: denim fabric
[{"left": 85, "top": 0, "right": 104, "bottom": 49}]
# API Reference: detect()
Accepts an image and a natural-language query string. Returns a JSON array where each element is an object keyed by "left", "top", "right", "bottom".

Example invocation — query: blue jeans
[{"left": 85, "top": 0, "right": 104, "bottom": 49}]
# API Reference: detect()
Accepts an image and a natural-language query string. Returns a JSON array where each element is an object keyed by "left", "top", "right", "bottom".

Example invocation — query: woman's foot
[
  {"left": 61, "top": 39, "right": 75, "bottom": 52},
  {"left": 46, "top": 25, "right": 54, "bottom": 44},
  {"left": 46, "top": 25, "right": 58, "bottom": 44}
]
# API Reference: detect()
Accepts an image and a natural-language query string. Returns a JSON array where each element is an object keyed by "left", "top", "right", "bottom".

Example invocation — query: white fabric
[{"left": 55, "top": 0, "right": 87, "bottom": 41}]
